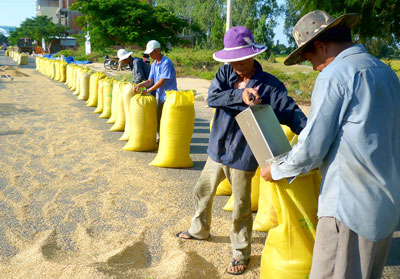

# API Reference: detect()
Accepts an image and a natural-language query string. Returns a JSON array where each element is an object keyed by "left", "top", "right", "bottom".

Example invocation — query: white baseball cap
[
  {"left": 144, "top": 40, "right": 161, "bottom": 54},
  {"left": 117, "top": 49, "right": 132, "bottom": 62}
]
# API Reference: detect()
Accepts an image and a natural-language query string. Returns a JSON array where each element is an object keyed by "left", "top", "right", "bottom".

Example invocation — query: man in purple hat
[
  {"left": 176, "top": 26, "right": 307, "bottom": 275},
  {"left": 261, "top": 11, "right": 400, "bottom": 278}
]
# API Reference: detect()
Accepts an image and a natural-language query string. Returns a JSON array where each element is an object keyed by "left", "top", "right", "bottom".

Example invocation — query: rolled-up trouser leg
[{"left": 188, "top": 157, "right": 225, "bottom": 239}]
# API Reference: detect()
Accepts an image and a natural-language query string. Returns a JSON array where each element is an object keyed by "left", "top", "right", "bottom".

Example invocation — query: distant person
[
  {"left": 117, "top": 49, "right": 151, "bottom": 84},
  {"left": 133, "top": 40, "right": 177, "bottom": 133},
  {"left": 2, "top": 42, "right": 7, "bottom": 50},
  {"left": 261, "top": 10, "right": 400, "bottom": 278},
  {"left": 176, "top": 26, "right": 307, "bottom": 275}
]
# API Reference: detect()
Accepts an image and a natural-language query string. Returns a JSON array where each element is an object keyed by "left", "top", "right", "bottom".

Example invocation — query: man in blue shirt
[
  {"left": 133, "top": 40, "right": 177, "bottom": 132},
  {"left": 176, "top": 26, "right": 307, "bottom": 275},
  {"left": 261, "top": 11, "right": 400, "bottom": 278}
]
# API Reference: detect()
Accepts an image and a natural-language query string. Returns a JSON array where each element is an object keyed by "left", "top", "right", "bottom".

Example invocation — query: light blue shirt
[
  {"left": 148, "top": 55, "right": 177, "bottom": 102},
  {"left": 271, "top": 44, "right": 400, "bottom": 241}
]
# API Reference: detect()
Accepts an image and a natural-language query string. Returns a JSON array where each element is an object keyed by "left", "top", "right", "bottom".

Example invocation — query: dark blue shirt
[{"left": 207, "top": 60, "right": 307, "bottom": 171}]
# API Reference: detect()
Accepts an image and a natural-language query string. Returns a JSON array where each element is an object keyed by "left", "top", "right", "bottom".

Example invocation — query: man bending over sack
[
  {"left": 176, "top": 26, "right": 307, "bottom": 275},
  {"left": 261, "top": 10, "right": 400, "bottom": 279},
  {"left": 117, "top": 49, "right": 151, "bottom": 84}
]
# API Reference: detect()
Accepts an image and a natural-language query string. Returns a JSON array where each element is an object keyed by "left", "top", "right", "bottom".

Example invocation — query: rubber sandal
[
  {"left": 226, "top": 258, "right": 250, "bottom": 275},
  {"left": 175, "top": 230, "right": 210, "bottom": 240}
]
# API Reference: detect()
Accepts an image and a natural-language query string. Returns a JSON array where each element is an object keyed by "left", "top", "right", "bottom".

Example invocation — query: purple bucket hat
[{"left": 213, "top": 26, "right": 267, "bottom": 63}]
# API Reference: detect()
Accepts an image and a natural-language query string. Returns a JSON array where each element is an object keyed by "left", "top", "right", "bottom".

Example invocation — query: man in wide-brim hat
[
  {"left": 176, "top": 26, "right": 307, "bottom": 275},
  {"left": 261, "top": 10, "right": 400, "bottom": 278}
]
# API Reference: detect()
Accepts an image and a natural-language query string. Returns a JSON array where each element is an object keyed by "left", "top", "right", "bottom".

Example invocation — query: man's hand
[
  {"left": 261, "top": 164, "right": 275, "bottom": 182},
  {"left": 133, "top": 85, "right": 142, "bottom": 93},
  {"left": 242, "top": 87, "right": 262, "bottom": 105}
]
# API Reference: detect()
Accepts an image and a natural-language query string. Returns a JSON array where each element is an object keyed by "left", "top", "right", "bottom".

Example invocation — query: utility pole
[{"left": 226, "top": 0, "right": 232, "bottom": 33}]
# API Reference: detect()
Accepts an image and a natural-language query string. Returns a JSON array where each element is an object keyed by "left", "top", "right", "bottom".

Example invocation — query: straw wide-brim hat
[
  {"left": 117, "top": 49, "right": 132, "bottom": 62},
  {"left": 213, "top": 26, "right": 267, "bottom": 63},
  {"left": 284, "top": 10, "right": 361, "bottom": 66}
]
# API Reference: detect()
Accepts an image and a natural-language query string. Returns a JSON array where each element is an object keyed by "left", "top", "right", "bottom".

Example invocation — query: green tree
[
  {"left": 285, "top": 0, "right": 400, "bottom": 46},
  {"left": 209, "top": 11, "right": 224, "bottom": 49},
  {"left": 0, "top": 34, "right": 8, "bottom": 45},
  {"left": 71, "top": 0, "right": 188, "bottom": 50},
  {"left": 156, "top": 0, "right": 282, "bottom": 49},
  {"left": 9, "top": 16, "right": 67, "bottom": 51}
]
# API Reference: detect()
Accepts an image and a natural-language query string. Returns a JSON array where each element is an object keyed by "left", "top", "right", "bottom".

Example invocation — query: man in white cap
[
  {"left": 117, "top": 49, "right": 151, "bottom": 84},
  {"left": 261, "top": 10, "right": 400, "bottom": 278},
  {"left": 133, "top": 40, "right": 177, "bottom": 132},
  {"left": 176, "top": 26, "right": 307, "bottom": 275}
]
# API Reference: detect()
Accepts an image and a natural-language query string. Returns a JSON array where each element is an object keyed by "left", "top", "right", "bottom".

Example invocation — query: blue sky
[{"left": 0, "top": 0, "right": 289, "bottom": 45}]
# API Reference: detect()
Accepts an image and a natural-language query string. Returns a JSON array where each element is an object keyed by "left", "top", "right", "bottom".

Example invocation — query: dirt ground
[{"left": 0, "top": 52, "right": 398, "bottom": 279}]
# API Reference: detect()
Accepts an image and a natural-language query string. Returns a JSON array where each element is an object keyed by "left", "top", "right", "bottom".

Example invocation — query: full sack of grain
[
  {"left": 119, "top": 83, "right": 135, "bottom": 140},
  {"left": 150, "top": 90, "right": 195, "bottom": 168},
  {"left": 59, "top": 62, "right": 67, "bottom": 82},
  {"left": 94, "top": 78, "right": 106, "bottom": 113},
  {"left": 73, "top": 67, "right": 83, "bottom": 96},
  {"left": 107, "top": 80, "right": 121, "bottom": 124},
  {"left": 18, "top": 53, "right": 28, "bottom": 65},
  {"left": 78, "top": 70, "right": 92, "bottom": 100},
  {"left": 123, "top": 94, "right": 158, "bottom": 151},
  {"left": 110, "top": 82, "right": 131, "bottom": 132},
  {"left": 86, "top": 72, "right": 106, "bottom": 107},
  {"left": 99, "top": 78, "right": 114, "bottom": 118},
  {"left": 260, "top": 170, "right": 321, "bottom": 279},
  {"left": 253, "top": 125, "right": 296, "bottom": 232}
]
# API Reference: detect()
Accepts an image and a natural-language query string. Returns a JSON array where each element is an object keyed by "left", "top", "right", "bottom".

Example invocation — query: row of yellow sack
[
  {"left": 213, "top": 122, "right": 321, "bottom": 278},
  {"left": 5, "top": 50, "right": 28, "bottom": 65},
  {"left": 35, "top": 57, "right": 195, "bottom": 168}
]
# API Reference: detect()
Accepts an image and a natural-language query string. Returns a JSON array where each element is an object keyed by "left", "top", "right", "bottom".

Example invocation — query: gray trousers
[
  {"left": 188, "top": 157, "right": 255, "bottom": 260},
  {"left": 310, "top": 217, "right": 393, "bottom": 279}
]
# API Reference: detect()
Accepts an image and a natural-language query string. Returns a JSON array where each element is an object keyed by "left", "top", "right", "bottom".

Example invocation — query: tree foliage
[
  {"left": 8, "top": 16, "right": 67, "bottom": 46},
  {"left": 155, "top": 0, "right": 282, "bottom": 49},
  {"left": 285, "top": 0, "right": 400, "bottom": 47},
  {"left": 71, "top": 0, "right": 188, "bottom": 50}
]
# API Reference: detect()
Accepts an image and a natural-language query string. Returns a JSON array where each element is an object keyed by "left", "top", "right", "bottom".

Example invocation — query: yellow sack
[
  {"left": 18, "top": 53, "right": 28, "bottom": 65},
  {"left": 119, "top": 83, "right": 136, "bottom": 140},
  {"left": 253, "top": 125, "right": 296, "bottom": 232},
  {"left": 215, "top": 179, "right": 232, "bottom": 196},
  {"left": 150, "top": 90, "right": 195, "bottom": 168},
  {"left": 107, "top": 80, "right": 121, "bottom": 124},
  {"left": 78, "top": 70, "right": 91, "bottom": 100},
  {"left": 123, "top": 94, "right": 158, "bottom": 151},
  {"left": 110, "top": 82, "right": 130, "bottom": 132},
  {"left": 65, "top": 64, "right": 71, "bottom": 86},
  {"left": 253, "top": 179, "right": 280, "bottom": 232},
  {"left": 260, "top": 170, "right": 321, "bottom": 279},
  {"left": 99, "top": 79, "right": 113, "bottom": 118},
  {"left": 49, "top": 61, "right": 55, "bottom": 79},
  {"left": 73, "top": 67, "right": 82, "bottom": 96},
  {"left": 59, "top": 62, "right": 67, "bottom": 82},
  {"left": 94, "top": 78, "right": 105, "bottom": 113},
  {"left": 54, "top": 61, "right": 61, "bottom": 81},
  {"left": 87, "top": 72, "right": 106, "bottom": 107},
  {"left": 70, "top": 66, "right": 77, "bottom": 90},
  {"left": 223, "top": 167, "right": 260, "bottom": 212}
]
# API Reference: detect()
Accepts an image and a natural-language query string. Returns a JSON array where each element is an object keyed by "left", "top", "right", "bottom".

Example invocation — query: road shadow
[
  {"left": 0, "top": 103, "right": 36, "bottom": 117},
  {"left": 0, "top": 130, "right": 24, "bottom": 136}
]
